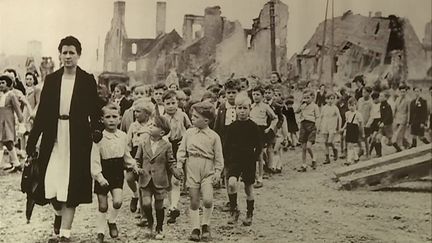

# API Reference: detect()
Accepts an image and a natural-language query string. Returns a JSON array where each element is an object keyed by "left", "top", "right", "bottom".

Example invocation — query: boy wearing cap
[{"left": 177, "top": 101, "right": 223, "bottom": 242}]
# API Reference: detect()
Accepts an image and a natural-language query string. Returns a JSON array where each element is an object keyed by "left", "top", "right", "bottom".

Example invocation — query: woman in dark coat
[{"left": 26, "top": 36, "right": 102, "bottom": 242}]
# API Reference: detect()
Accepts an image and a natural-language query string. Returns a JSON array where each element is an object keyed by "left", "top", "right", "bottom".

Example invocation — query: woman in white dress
[{"left": 27, "top": 36, "right": 103, "bottom": 242}]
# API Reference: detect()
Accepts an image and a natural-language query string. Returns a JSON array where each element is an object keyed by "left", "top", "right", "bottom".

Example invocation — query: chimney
[
  {"left": 156, "top": 2, "right": 166, "bottom": 36},
  {"left": 368, "top": 11, "right": 372, "bottom": 18},
  {"left": 113, "top": 1, "right": 126, "bottom": 24}
]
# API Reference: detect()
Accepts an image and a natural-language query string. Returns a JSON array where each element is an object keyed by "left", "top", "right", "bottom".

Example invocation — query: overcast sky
[{"left": 0, "top": 0, "right": 430, "bottom": 71}]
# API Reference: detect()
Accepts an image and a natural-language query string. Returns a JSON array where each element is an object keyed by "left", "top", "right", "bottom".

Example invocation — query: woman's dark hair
[
  {"left": 0, "top": 75, "right": 13, "bottom": 87},
  {"left": 271, "top": 71, "right": 282, "bottom": 83},
  {"left": 58, "top": 36, "right": 82, "bottom": 55},
  {"left": 25, "top": 72, "right": 38, "bottom": 85}
]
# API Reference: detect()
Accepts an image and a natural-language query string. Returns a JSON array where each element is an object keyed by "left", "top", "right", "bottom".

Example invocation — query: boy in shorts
[
  {"left": 296, "top": 90, "right": 320, "bottom": 172},
  {"left": 224, "top": 95, "right": 262, "bottom": 226},
  {"left": 177, "top": 101, "right": 223, "bottom": 242}
]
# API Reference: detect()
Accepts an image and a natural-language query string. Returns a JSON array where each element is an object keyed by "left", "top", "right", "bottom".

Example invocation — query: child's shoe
[
  {"left": 107, "top": 222, "right": 119, "bottom": 238},
  {"left": 253, "top": 181, "right": 263, "bottom": 188},
  {"left": 243, "top": 212, "right": 253, "bottom": 226},
  {"left": 144, "top": 225, "right": 154, "bottom": 238},
  {"left": 311, "top": 160, "right": 317, "bottom": 170},
  {"left": 323, "top": 155, "right": 331, "bottom": 165},
  {"left": 154, "top": 227, "right": 164, "bottom": 240},
  {"left": 201, "top": 225, "right": 212, "bottom": 242},
  {"left": 167, "top": 208, "right": 180, "bottom": 224},
  {"left": 96, "top": 233, "right": 104, "bottom": 243},
  {"left": 189, "top": 228, "right": 201, "bottom": 242},
  {"left": 296, "top": 164, "right": 307, "bottom": 172},
  {"left": 227, "top": 209, "right": 240, "bottom": 225}
]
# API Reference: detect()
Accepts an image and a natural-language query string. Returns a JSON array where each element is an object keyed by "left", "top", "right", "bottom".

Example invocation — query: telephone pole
[{"left": 269, "top": 0, "right": 277, "bottom": 72}]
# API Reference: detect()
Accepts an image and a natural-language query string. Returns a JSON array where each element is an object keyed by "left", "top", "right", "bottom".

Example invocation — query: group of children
[{"left": 2, "top": 67, "right": 432, "bottom": 242}]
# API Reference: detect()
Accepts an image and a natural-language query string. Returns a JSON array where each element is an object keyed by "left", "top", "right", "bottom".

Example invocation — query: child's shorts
[
  {"left": 258, "top": 125, "right": 276, "bottom": 147},
  {"left": 185, "top": 155, "right": 215, "bottom": 189},
  {"left": 381, "top": 124, "right": 393, "bottom": 139},
  {"left": 411, "top": 123, "right": 425, "bottom": 137},
  {"left": 299, "top": 120, "right": 316, "bottom": 144},
  {"left": 226, "top": 161, "right": 256, "bottom": 185},
  {"left": 94, "top": 158, "right": 125, "bottom": 195},
  {"left": 140, "top": 179, "right": 167, "bottom": 200}
]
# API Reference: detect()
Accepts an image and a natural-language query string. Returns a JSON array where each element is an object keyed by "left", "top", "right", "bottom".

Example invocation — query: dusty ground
[{"left": 0, "top": 140, "right": 431, "bottom": 243}]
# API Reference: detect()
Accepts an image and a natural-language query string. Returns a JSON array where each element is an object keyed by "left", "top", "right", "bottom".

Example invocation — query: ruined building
[
  {"left": 288, "top": 11, "right": 431, "bottom": 87},
  {"left": 103, "top": 1, "right": 182, "bottom": 86},
  {"left": 103, "top": 0, "right": 288, "bottom": 86},
  {"left": 423, "top": 21, "right": 432, "bottom": 76},
  {"left": 174, "top": 0, "right": 289, "bottom": 82}
]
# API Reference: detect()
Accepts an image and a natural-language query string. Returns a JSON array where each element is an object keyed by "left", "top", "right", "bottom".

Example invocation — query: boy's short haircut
[
  {"left": 176, "top": 90, "right": 187, "bottom": 100},
  {"left": 201, "top": 91, "right": 216, "bottom": 102},
  {"left": 413, "top": 87, "right": 421, "bottom": 91},
  {"left": 264, "top": 84, "right": 274, "bottom": 91},
  {"left": 371, "top": 92, "right": 380, "bottom": 99},
  {"left": 224, "top": 79, "right": 240, "bottom": 91},
  {"left": 133, "top": 98, "right": 154, "bottom": 114},
  {"left": 218, "top": 89, "right": 226, "bottom": 98},
  {"left": 347, "top": 97, "right": 357, "bottom": 106},
  {"left": 102, "top": 102, "right": 121, "bottom": 115},
  {"left": 0, "top": 75, "right": 13, "bottom": 87},
  {"left": 240, "top": 77, "right": 249, "bottom": 86},
  {"left": 251, "top": 85, "right": 265, "bottom": 95},
  {"left": 364, "top": 86, "right": 373, "bottom": 93},
  {"left": 162, "top": 89, "right": 177, "bottom": 101},
  {"left": 154, "top": 114, "right": 171, "bottom": 135},
  {"left": 153, "top": 82, "right": 167, "bottom": 91},
  {"left": 182, "top": 87, "right": 192, "bottom": 97},
  {"left": 235, "top": 94, "right": 252, "bottom": 106},
  {"left": 191, "top": 101, "right": 215, "bottom": 121},
  {"left": 115, "top": 83, "right": 128, "bottom": 95},
  {"left": 325, "top": 92, "right": 336, "bottom": 99}
]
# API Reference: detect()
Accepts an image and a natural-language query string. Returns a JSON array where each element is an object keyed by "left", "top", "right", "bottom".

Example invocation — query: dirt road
[{"left": 0, "top": 143, "right": 431, "bottom": 243}]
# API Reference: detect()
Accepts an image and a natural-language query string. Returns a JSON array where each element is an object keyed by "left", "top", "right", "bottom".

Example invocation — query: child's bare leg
[
  {"left": 109, "top": 189, "right": 123, "bottom": 224},
  {"left": 301, "top": 143, "right": 307, "bottom": 164},
  {"left": 5, "top": 141, "right": 20, "bottom": 167},
  {"left": 306, "top": 142, "right": 315, "bottom": 161},
  {"left": 189, "top": 187, "right": 201, "bottom": 230},
  {"left": 328, "top": 133, "right": 338, "bottom": 160},
  {"left": 266, "top": 144, "right": 274, "bottom": 170},
  {"left": 323, "top": 134, "right": 330, "bottom": 156},
  {"left": 169, "top": 177, "right": 180, "bottom": 211},
  {"left": 201, "top": 183, "right": 214, "bottom": 227},
  {"left": 96, "top": 194, "right": 108, "bottom": 235},
  {"left": 125, "top": 171, "right": 139, "bottom": 212},
  {"left": 256, "top": 152, "right": 264, "bottom": 183},
  {"left": 0, "top": 142, "right": 5, "bottom": 168}
]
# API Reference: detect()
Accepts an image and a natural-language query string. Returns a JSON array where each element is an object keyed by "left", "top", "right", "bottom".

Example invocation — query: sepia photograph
[{"left": 0, "top": 0, "right": 431, "bottom": 242}]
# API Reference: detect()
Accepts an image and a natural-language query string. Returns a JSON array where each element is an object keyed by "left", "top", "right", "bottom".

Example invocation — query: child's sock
[
  {"left": 59, "top": 229, "right": 71, "bottom": 238},
  {"left": 170, "top": 182, "right": 180, "bottom": 210},
  {"left": 143, "top": 205, "right": 154, "bottom": 226},
  {"left": 202, "top": 205, "right": 213, "bottom": 226},
  {"left": 8, "top": 147, "right": 20, "bottom": 166},
  {"left": 246, "top": 200, "right": 255, "bottom": 216},
  {"left": 108, "top": 208, "right": 120, "bottom": 223},
  {"left": 96, "top": 212, "right": 107, "bottom": 234},
  {"left": 228, "top": 193, "right": 237, "bottom": 211},
  {"left": 190, "top": 208, "right": 200, "bottom": 230},
  {"left": 155, "top": 208, "right": 164, "bottom": 231}
]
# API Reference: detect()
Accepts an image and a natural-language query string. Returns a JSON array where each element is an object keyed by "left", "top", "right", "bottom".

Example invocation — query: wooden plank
[
  {"left": 339, "top": 154, "right": 432, "bottom": 190},
  {"left": 334, "top": 145, "right": 431, "bottom": 178}
]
